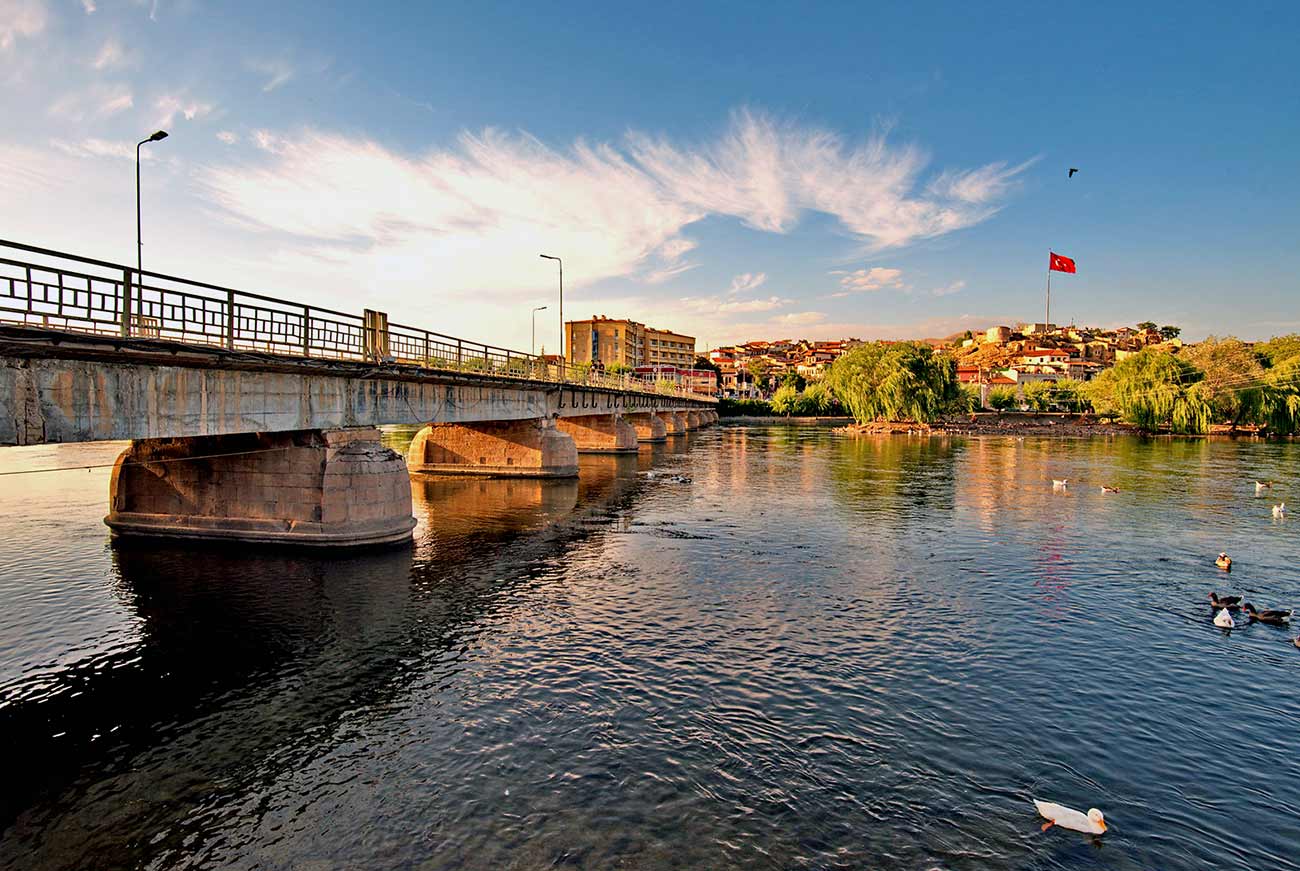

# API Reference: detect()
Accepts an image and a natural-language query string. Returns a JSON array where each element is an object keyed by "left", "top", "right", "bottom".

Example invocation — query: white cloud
[
  {"left": 931, "top": 279, "right": 966, "bottom": 297},
  {"left": 727, "top": 272, "right": 766, "bottom": 294},
  {"left": 681, "top": 294, "right": 792, "bottom": 314},
  {"left": 775, "top": 311, "right": 826, "bottom": 327},
  {"left": 196, "top": 110, "right": 1025, "bottom": 303},
  {"left": 92, "top": 38, "right": 131, "bottom": 70},
  {"left": 835, "top": 266, "right": 905, "bottom": 293},
  {"left": 51, "top": 137, "right": 147, "bottom": 160},
  {"left": 81, "top": 0, "right": 96, "bottom": 11},
  {"left": 1, "top": 0, "right": 49, "bottom": 50},
  {"left": 216, "top": 130, "right": 239, "bottom": 145},
  {"left": 154, "top": 94, "right": 214, "bottom": 127},
  {"left": 48, "top": 84, "right": 134, "bottom": 120},
  {"left": 248, "top": 58, "right": 294, "bottom": 92}
]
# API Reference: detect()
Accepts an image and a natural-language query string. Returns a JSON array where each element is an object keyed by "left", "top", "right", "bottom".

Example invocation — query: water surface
[{"left": 0, "top": 428, "right": 1297, "bottom": 870}]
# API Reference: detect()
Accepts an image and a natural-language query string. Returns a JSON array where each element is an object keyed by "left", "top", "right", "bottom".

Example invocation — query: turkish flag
[{"left": 1049, "top": 252, "right": 1076, "bottom": 273}]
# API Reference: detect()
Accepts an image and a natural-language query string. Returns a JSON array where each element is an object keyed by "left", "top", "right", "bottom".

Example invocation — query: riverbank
[
  {"left": 719, "top": 415, "right": 854, "bottom": 426},
  {"left": 836, "top": 413, "right": 1139, "bottom": 437}
]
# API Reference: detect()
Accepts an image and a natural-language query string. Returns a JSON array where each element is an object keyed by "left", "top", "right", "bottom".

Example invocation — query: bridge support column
[
  {"left": 666, "top": 412, "right": 689, "bottom": 435},
  {"left": 625, "top": 411, "right": 667, "bottom": 443},
  {"left": 104, "top": 427, "right": 416, "bottom": 546},
  {"left": 407, "top": 417, "right": 579, "bottom": 477},
  {"left": 686, "top": 411, "right": 702, "bottom": 430},
  {"left": 555, "top": 413, "right": 638, "bottom": 454}
]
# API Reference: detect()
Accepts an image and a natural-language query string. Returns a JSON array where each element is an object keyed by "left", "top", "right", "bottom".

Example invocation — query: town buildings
[{"left": 564, "top": 316, "right": 697, "bottom": 369}]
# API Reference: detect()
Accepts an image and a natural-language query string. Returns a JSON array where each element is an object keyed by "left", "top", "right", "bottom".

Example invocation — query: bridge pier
[
  {"left": 104, "top": 427, "right": 416, "bottom": 546},
  {"left": 624, "top": 411, "right": 667, "bottom": 443},
  {"left": 407, "top": 417, "right": 579, "bottom": 477},
  {"left": 667, "top": 411, "right": 689, "bottom": 434},
  {"left": 555, "top": 413, "right": 638, "bottom": 454},
  {"left": 686, "top": 411, "right": 702, "bottom": 430}
]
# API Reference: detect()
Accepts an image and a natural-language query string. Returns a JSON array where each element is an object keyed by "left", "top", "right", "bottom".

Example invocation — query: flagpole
[{"left": 1045, "top": 259, "right": 1051, "bottom": 330}]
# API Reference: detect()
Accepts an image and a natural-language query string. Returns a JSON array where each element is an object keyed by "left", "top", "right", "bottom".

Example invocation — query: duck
[
  {"left": 1100, "top": 485, "right": 1120, "bottom": 493},
  {"left": 1214, "top": 608, "right": 1236, "bottom": 629},
  {"left": 1215, "top": 553, "right": 1232, "bottom": 571},
  {"left": 1242, "top": 603, "right": 1293, "bottom": 625},
  {"left": 1294, "top": 637, "right": 1300, "bottom": 650},
  {"left": 1033, "top": 800, "right": 1108, "bottom": 835},
  {"left": 1273, "top": 502, "right": 1287, "bottom": 518},
  {"left": 1052, "top": 478, "right": 1069, "bottom": 489},
  {"left": 1208, "top": 592, "right": 1242, "bottom": 610},
  {"left": 1255, "top": 481, "right": 1273, "bottom": 494}
]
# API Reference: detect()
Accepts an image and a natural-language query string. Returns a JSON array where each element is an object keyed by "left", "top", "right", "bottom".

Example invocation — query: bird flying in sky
[{"left": 1068, "top": 167, "right": 1079, "bottom": 177}]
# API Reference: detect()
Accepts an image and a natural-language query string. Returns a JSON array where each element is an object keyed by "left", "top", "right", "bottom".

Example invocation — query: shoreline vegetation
[{"left": 719, "top": 335, "right": 1300, "bottom": 438}]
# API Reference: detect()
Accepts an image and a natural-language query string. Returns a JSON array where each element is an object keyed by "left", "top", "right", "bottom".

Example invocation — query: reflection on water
[{"left": 0, "top": 428, "right": 1298, "bottom": 870}]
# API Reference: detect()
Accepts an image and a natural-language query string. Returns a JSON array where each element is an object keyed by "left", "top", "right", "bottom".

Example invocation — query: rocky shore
[{"left": 836, "top": 413, "right": 1139, "bottom": 437}]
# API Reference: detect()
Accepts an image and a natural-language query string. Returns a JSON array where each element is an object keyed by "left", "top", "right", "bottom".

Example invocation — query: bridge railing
[{"left": 0, "top": 240, "right": 713, "bottom": 403}]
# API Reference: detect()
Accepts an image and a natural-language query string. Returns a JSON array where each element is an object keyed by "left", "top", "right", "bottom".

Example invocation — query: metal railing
[{"left": 0, "top": 240, "right": 712, "bottom": 403}]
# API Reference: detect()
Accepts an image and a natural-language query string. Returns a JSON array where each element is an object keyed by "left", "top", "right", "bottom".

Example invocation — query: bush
[{"left": 988, "top": 386, "right": 1018, "bottom": 410}]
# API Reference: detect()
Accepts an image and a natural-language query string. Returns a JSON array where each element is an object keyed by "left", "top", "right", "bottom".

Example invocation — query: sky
[{"left": 1, "top": 1, "right": 1298, "bottom": 354}]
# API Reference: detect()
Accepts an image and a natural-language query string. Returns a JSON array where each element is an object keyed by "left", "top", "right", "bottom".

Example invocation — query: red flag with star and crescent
[{"left": 1049, "top": 252, "right": 1076, "bottom": 273}]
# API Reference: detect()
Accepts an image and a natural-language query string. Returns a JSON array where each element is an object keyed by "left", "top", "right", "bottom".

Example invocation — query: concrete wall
[
  {"left": 406, "top": 418, "right": 579, "bottom": 477},
  {"left": 0, "top": 345, "right": 713, "bottom": 445},
  {"left": 555, "top": 413, "right": 638, "bottom": 453}
]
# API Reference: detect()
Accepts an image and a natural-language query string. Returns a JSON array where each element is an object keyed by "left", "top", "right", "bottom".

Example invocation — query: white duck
[
  {"left": 1256, "top": 481, "right": 1272, "bottom": 494},
  {"left": 1273, "top": 502, "right": 1287, "bottom": 518},
  {"left": 1034, "top": 799, "right": 1108, "bottom": 835},
  {"left": 1052, "top": 479, "right": 1068, "bottom": 489},
  {"left": 1214, "top": 608, "right": 1236, "bottom": 629}
]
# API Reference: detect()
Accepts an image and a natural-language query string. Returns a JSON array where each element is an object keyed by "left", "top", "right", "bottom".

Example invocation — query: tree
[
  {"left": 988, "top": 386, "right": 1019, "bottom": 411},
  {"left": 1159, "top": 325, "right": 1182, "bottom": 341},
  {"left": 797, "top": 382, "right": 835, "bottom": 415},
  {"left": 1180, "top": 336, "right": 1265, "bottom": 426},
  {"left": 745, "top": 358, "right": 771, "bottom": 385},
  {"left": 1137, "top": 321, "right": 1158, "bottom": 332},
  {"left": 1109, "top": 348, "right": 1211, "bottom": 433},
  {"left": 606, "top": 361, "right": 633, "bottom": 376},
  {"left": 693, "top": 355, "right": 721, "bottom": 376},
  {"left": 1260, "top": 356, "right": 1300, "bottom": 435},
  {"left": 1255, "top": 334, "right": 1300, "bottom": 368},
  {"left": 1084, "top": 368, "right": 1120, "bottom": 419},
  {"left": 780, "top": 370, "right": 807, "bottom": 392},
  {"left": 825, "top": 342, "right": 960, "bottom": 424},
  {"left": 770, "top": 384, "right": 800, "bottom": 416}
]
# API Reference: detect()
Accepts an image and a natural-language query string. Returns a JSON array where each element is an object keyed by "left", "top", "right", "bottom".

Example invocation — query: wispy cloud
[
  {"left": 216, "top": 130, "right": 239, "bottom": 145},
  {"left": 1, "top": 0, "right": 49, "bottom": 50},
  {"left": 248, "top": 58, "right": 295, "bottom": 92},
  {"left": 931, "top": 279, "right": 966, "bottom": 297},
  {"left": 81, "top": 0, "right": 96, "bottom": 12},
  {"left": 154, "top": 93, "right": 214, "bottom": 126},
  {"left": 727, "top": 272, "right": 766, "bottom": 294},
  {"left": 51, "top": 137, "right": 149, "bottom": 161},
  {"left": 198, "top": 111, "right": 1025, "bottom": 302},
  {"left": 48, "top": 83, "right": 134, "bottom": 120},
  {"left": 92, "top": 38, "right": 132, "bottom": 70},
  {"left": 833, "top": 266, "right": 905, "bottom": 294},
  {"left": 682, "top": 294, "right": 791, "bottom": 314},
  {"left": 774, "top": 311, "right": 827, "bottom": 327}
]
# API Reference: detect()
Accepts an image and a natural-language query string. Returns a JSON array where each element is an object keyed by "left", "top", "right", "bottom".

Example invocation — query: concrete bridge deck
[{"left": 0, "top": 240, "right": 716, "bottom": 547}]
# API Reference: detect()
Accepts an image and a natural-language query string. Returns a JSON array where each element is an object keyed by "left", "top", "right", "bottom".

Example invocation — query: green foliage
[
  {"left": 825, "top": 342, "right": 960, "bottom": 424},
  {"left": 1084, "top": 368, "right": 1120, "bottom": 418},
  {"left": 770, "top": 384, "right": 800, "bottom": 415},
  {"left": 1260, "top": 356, "right": 1300, "bottom": 435},
  {"left": 655, "top": 378, "right": 679, "bottom": 393},
  {"left": 745, "top": 358, "right": 771, "bottom": 381},
  {"left": 1159, "top": 325, "right": 1181, "bottom": 340},
  {"left": 1021, "top": 380, "right": 1054, "bottom": 411},
  {"left": 798, "top": 381, "right": 835, "bottom": 415},
  {"left": 606, "top": 362, "right": 633, "bottom": 376},
  {"left": 1256, "top": 334, "right": 1300, "bottom": 368},
  {"left": 1047, "top": 378, "right": 1088, "bottom": 412},
  {"left": 988, "top": 385, "right": 1019, "bottom": 411},
  {"left": 1137, "top": 321, "right": 1157, "bottom": 332},
  {"left": 1180, "top": 336, "right": 1265, "bottom": 425},
  {"left": 780, "top": 370, "right": 807, "bottom": 392},
  {"left": 717, "top": 397, "right": 773, "bottom": 417},
  {"left": 1110, "top": 348, "right": 1212, "bottom": 433}
]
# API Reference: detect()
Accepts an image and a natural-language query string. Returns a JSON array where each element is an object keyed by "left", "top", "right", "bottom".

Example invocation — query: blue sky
[{"left": 2, "top": 1, "right": 1297, "bottom": 352}]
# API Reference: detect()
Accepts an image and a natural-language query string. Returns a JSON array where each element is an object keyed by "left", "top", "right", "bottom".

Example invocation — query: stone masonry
[
  {"left": 406, "top": 417, "right": 579, "bottom": 477},
  {"left": 555, "top": 413, "right": 638, "bottom": 453}
]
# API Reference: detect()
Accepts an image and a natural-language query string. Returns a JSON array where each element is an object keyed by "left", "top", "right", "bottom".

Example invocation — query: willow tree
[
  {"left": 1260, "top": 356, "right": 1300, "bottom": 435},
  {"left": 826, "top": 342, "right": 960, "bottom": 424},
  {"left": 1110, "top": 349, "right": 1212, "bottom": 433},
  {"left": 1180, "top": 336, "right": 1265, "bottom": 426}
]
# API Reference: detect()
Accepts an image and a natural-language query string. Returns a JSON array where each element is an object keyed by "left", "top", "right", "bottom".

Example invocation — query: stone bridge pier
[
  {"left": 556, "top": 413, "right": 638, "bottom": 454},
  {"left": 104, "top": 427, "right": 417, "bottom": 546},
  {"left": 624, "top": 411, "right": 668, "bottom": 443},
  {"left": 406, "top": 417, "right": 579, "bottom": 477}
]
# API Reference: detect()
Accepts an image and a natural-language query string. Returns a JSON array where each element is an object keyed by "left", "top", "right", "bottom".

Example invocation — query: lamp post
[
  {"left": 539, "top": 254, "right": 563, "bottom": 362},
  {"left": 531, "top": 305, "right": 548, "bottom": 357},
  {"left": 136, "top": 130, "right": 169, "bottom": 277}
]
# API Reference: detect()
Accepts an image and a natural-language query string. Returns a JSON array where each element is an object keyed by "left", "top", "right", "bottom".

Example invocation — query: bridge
[{"left": 0, "top": 240, "right": 716, "bottom": 547}]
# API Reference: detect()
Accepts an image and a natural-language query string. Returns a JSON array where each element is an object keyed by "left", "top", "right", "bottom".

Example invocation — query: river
[{"left": 0, "top": 426, "right": 1297, "bottom": 870}]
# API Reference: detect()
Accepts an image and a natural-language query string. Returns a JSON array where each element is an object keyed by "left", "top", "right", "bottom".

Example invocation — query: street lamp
[
  {"left": 136, "top": 130, "right": 169, "bottom": 277},
  {"left": 531, "top": 305, "right": 548, "bottom": 357},
  {"left": 539, "top": 254, "right": 563, "bottom": 361}
]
